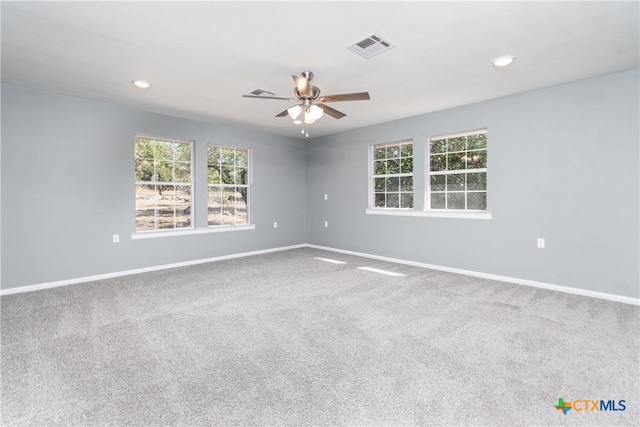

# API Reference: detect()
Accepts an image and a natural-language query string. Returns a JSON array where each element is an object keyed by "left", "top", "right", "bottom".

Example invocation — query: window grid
[
  {"left": 134, "top": 136, "right": 193, "bottom": 232},
  {"left": 207, "top": 144, "right": 250, "bottom": 226},
  {"left": 371, "top": 140, "right": 414, "bottom": 209},
  {"left": 427, "top": 130, "right": 487, "bottom": 211}
]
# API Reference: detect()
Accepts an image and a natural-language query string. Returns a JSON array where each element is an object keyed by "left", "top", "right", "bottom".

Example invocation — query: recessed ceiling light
[
  {"left": 132, "top": 80, "right": 150, "bottom": 89},
  {"left": 493, "top": 55, "right": 515, "bottom": 67}
]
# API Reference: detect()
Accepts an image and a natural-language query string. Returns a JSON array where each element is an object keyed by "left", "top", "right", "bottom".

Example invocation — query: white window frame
[
  {"left": 134, "top": 134, "right": 194, "bottom": 233},
  {"left": 368, "top": 140, "right": 414, "bottom": 210},
  {"left": 426, "top": 128, "right": 488, "bottom": 213},
  {"left": 207, "top": 144, "right": 251, "bottom": 228}
]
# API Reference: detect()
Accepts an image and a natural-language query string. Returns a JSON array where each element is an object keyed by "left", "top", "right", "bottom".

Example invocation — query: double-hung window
[
  {"left": 207, "top": 145, "right": 250, "bottom": 226},
  {"left": 371, "top": 140, "right": 413, "bottom": 209},
  {"left": 134, "top": 135, "right": 193, "bottom": 231},
  {"left": 427, "top": 129, "right": 487, "bottom": 211}
]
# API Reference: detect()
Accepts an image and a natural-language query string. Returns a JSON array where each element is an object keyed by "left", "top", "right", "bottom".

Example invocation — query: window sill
[
  {"left": 131, "top": 224, "right": 255, "bottom": 240},
  {"left": 365, "top": 208, "right": 491, "bottom": 220}
]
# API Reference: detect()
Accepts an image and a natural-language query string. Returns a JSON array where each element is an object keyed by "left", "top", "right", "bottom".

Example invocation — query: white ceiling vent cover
[
  {"left": 347, "top": 33, "right": 395, "bottom": 58},
  {"left": 248, "top": 88, "right": 278, "bottom": 96}
]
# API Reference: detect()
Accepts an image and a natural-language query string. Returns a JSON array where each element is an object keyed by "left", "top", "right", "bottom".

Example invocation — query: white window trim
[
  {"left": 365, "top": 208, "right": 491, "bottom": 220},
  {"left": 134, "top": 135, "right": 194, "bottom": 233},
  {"left": 131, "top": 224, "right": 255, "bottom": 240},
  {"left": 207, "top": 144, "right": 252, "bottom": 227},
  {"left": 426, "top": 128, "right": 488, "bottom": 213},
  {"left": 368, "top": 140, "right": 414, "bottom": 210}
]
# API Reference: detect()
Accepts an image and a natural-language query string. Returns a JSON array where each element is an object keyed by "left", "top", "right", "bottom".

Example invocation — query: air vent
[
  {"left": 347, "top": 33, "right": 395, "bottom": 58},
  {"left": 249, "top": 88, "right": 278, "bottom": 96}
]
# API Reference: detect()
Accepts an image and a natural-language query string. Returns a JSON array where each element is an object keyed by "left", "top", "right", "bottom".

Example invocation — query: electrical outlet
[
  {"left": 324, "top": 221, "right": 328, "bottom": 228},
  {"left": 113, "top": 234, "right": 120, "bottom": 243},
  {"left": 273, "top": 222, "right": 278, "bottom": 229},
  {"left": 537, "top": 238, "right": 545, "bottom": 249}
]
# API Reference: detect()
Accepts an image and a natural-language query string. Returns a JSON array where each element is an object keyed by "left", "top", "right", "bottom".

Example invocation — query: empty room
[{"left": 1, "top": 1, "right": 638, "bottom": 425}]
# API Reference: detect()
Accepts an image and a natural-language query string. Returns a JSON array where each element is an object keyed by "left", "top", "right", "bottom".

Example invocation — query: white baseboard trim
[
  {"left": 305, "top": 244, "right": 640, "bottom": 306},
  {"left": 2, "top": 243, "right": 638, "bottom": 306},
  {"left": 0, "top": 244, "right": 306, "bottom": 296}
]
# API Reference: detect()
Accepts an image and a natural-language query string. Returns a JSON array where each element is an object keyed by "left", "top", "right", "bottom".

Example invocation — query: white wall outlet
[
  {"left": 273, "top": 222, "right": 278, "bottom": 229},
  {"left": 324, "top": 194, "right": 328, "bottom": 200},
  {"left": 537, "top": 238, "right": 545, "bottom": 249},
  {"left": 324, "top": 221, "right": 328, "bottom": 228},
  {"left": 113, "top": 234, "right": 120, "bottom": 243}
]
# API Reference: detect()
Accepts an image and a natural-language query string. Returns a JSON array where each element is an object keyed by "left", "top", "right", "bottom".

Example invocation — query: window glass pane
[
  {"left": 466, "top": 150, "right": 487, "bottom": 169},
  {"left": 386, "top": 177, "right": 399, "bottom": 192},
  {"left": 221, "top": 166, "right": 234, "bottom": 184},
  {"left": 430, "top": 193, "right": 445, "bottom": 209},
  {"left": 208, "top": 187, "right": 223, "bottom": 226},
  {"left": 208, "top": 146, "right": 220, "bottom": 165},
  {"left": 430, "top": 175, "right": 445, "bottom": 191},
  {"left": 208, "top": 165, "right": 221, "bottom": 184},
  {"left": 375, "top": 160, "right": 386, "bottom": 175},
  {"left": 400, "top": 176, "right": 413, "bottom": 192},
  {"left": 387, "top": 159, "right": 400, "bottom": 174},
  {"left": 155, "top": 140, "right": 173, "bottom": 160},
  {"left": 467, "top": 133, "right": 487, "bottom": 150},
  {"left": 467, "top": 172, "right": 487, "bottom": 191},
  {"left": 235, "top": 167, "right": 247, "bottom": 185},
  {"left": 155, "top": 160, "right": 173, "bottom": 182},
  {"left": 174, "top": 142, "right": 191, "bottom": 162},
  {"left": 157, "top": 185, "right": 176, "bottom": 229},
  {"left": 447, "top": 137, "right": 466, "bottom": 152},
  {"left": 220, "top": 148, "right": 234, "bottom": 165},
  {"left": 401, "top": 144, "right": 413, "bottom": 158},
  {"left": 174, "top": 162, "right": 191, "bottom": 182},
  {"left": 387, "top": 193, "right": 400, "bottom": 208},
  {"left": 400, "top": 193, "right": 413, "bottom": 209},
  {"left": 388, "top": 145, "right": 401, "bottom": 159},
  {"left": 447, "top": 174, "right": 465, "bottom": 191},
  {"left": 374, "top": 193, "right": 386, "bottom": 207},
  {"left": 430, "top": 139, "right": 446, "bottom": 154},
  {"left": 135, "top": 139, "right": 154, "bottom": 159},
  {"left": 374, "top": 147, "right": 386, "bottom": 160},
  {"left": 175, "top": 185, "right": 191, "bottom": 228},
  {"left": 135, "top": 185, "right": 157, "bottom": 231},
  {"left": 447, "top": 193, "right": 465, "bottom": 210},
  {"left": 135, "top": 159, "right": 154, "bottom": 181},
  {"left": 235, "top": 150, "right": 248, "bottom": 167},
  {"left": 447, "top": 153, "right": 465, "bottom": 171},
  {"left": 430, "top": 154, "right": 446, "bottom": 172},
  {"left": 374, "top": 177, "right": 385, "bottom": 191},
  {"left": 400, "top": 157, "right": 413, "bottom": 174},
  {"left": 467, "top": 192, "right": 487, "bottom": 210}
]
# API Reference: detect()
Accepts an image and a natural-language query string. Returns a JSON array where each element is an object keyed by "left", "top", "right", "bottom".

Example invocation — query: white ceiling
[{"left": 2, "top": 1, "right": 638, "bottom": 139}]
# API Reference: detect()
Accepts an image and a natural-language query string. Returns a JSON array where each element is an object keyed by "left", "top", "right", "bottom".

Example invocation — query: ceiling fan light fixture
[
  {"left": 293, "top": 119, "right": 302, "bottom": 125},
  {"left": 287, "top": 105, "right": 302, "bottom": 120},
  {"left": 493, "top": 55, "right": 515, "bottom": 67}
]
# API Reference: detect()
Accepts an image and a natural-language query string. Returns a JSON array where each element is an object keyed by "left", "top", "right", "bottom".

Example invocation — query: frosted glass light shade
[
  {"left": 287, "top": 105, "right": 302, "bottom": 120},
  {"left": 304, "top": 111, "right": 316, "bottom": 124},
  {"left": 310, "top": 105, "right": 324, "bottom": 120}
]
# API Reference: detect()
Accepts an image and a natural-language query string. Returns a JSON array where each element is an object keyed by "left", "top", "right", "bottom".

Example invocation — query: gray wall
[
  {"left": 1, "top": 84, "right": 307, "bottom": 289},
  {"left": 306, "top": 70, "right": 639, "bottom": 299}
]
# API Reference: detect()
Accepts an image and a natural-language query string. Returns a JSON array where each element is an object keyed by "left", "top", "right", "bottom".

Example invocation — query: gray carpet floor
[{"left": 1, "top": 247, "right": 638, "bottom": 426}]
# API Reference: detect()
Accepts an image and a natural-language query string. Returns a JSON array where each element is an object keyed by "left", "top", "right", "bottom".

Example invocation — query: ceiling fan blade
[
  {"left": 317, "top": 103, "right": 346, "bottom": 119},
  {"left": 275, "top": 109, "right": 289, "bottom": 117},
  {"left": 293, "top": 75, "right": 311, "bottom": 97},
  {"left": 243, "top": 95, "right": 296, "bottom": 101},
  {"left": 319, "top": 92, "right": 370, "bottom": 102}
]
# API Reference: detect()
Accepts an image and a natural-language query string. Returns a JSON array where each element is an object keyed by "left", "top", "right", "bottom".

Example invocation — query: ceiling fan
[{"left": 243, "top": 71, "right": 370, "bottom": 135}]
